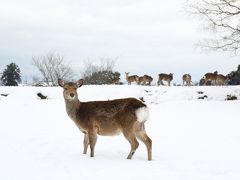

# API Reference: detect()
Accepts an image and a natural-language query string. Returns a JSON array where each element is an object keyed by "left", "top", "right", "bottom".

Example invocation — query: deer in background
[
  {"left": 202, "top": 71, "right": 218, "bottom": 85},
  {"left": 138, "top": 75, "right": 153, "bottom": 86},
  {"left": 125, "top": 72, "right": 139, "bottom": 85},
  {"left": 143, "top": 75, "right": 153, "bottom": 86},
  {"left": 58, "top": 79, "right": 152, "bottom": 160},
  {"left": 182, "top": 73, "right": 192, "bottom": 86},
  {"left": 157, "top": 73, "right": 173, "bottom": 86}
]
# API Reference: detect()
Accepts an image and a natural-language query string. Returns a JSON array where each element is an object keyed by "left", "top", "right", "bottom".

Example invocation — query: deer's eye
[{"left": 64, "top": 88, "right": 68, "bottom": 90}]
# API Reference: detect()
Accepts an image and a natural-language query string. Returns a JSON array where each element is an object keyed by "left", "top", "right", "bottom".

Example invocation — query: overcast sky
[{"left": 0, "top": 0, "right": 239, "bottom": 84}]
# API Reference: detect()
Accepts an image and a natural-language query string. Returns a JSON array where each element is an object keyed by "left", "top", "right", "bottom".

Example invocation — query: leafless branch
[
  {"left": 32, "top": 52, "right": 74, "bottom": 86},
  {"left": 185, "top": 0, "right": 240, "bottom": 54}
]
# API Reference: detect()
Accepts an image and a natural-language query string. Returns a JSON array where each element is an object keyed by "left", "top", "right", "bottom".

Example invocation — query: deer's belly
[{"left": 97, "top": 127, "right": 121, "bottom": 136}]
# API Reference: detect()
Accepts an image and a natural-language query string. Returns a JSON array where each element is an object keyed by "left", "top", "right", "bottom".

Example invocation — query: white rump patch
[{"left": 135, "top": 107, "right": 149, "bottom": 123}]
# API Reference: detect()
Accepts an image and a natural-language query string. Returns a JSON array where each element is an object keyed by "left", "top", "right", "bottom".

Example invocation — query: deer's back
[
  {"left": 159, "top": 74, "right": 172, "bottom": 81},
  {"left": 143, "top": 75, "right": 153, "bottom": 82},
  {"left": 127, "top": 75, "right": 138, "bottom": 82},
  {"left": 204, "top": 73, "right": 216, "bottom": 80},
  {"left": 75, "top": 98, "right": 146, "bottom": 135},
  {"left": 216, "top": 74, "right": 226, "bottom": 80}
]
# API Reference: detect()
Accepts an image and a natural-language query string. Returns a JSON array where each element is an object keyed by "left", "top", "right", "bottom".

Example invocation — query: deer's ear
[
  {"left": 58, "top": 79, "right": 65, "bottom": 87},
  {"left": 76, "top": 79, "right": 84, "bottom": 88}
]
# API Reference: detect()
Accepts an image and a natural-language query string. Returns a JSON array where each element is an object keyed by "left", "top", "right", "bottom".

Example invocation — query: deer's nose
[{"left": 70, "top": 93, "right": 75, "bottom": 98}]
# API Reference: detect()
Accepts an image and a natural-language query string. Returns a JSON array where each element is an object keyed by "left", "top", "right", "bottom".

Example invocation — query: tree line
[{"left": 0, "top": 53, "right": 120, "bottom": 86}]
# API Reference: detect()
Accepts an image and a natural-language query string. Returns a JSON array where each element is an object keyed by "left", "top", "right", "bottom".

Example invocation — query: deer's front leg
[
  {"left": 83, "top": 134, "right": 89, "bottom": 154},
  {"left": 88, "top": 128, "right": 98, "bottom": 157}
]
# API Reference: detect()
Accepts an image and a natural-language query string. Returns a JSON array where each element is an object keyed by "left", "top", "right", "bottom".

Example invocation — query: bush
[
  {"left": 84, "top": 70, "right": 120, "bottom": 85},
  {"left": 225, "top": 95, "right": 238, "bottom": 101}
]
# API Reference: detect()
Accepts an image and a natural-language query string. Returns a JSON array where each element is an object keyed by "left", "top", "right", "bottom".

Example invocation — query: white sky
[{"left": 0, "top": 0, "right": 239, "bottom": 84}]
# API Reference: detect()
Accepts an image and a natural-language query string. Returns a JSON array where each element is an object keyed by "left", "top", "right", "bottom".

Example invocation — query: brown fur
[
  {"left": 216, "top": 74, "right": 228, "bottom": 85},
  {"left": 138, "top": 76, "right": 144, "bottom": 85},
  {"left": 58, "top": 79, "right": 152, "bottom": 160},
  {"left": 138, "top": 75, "right": 153, "bottom": 85},
  {"left": 202, "top": 71, "right": 219, "bottom": 85},
  {"left": 203, "top": 73, "right": 217, "bottom": 85},
  {"left": 157, "top": 73, "right": 173, "bottom": 86},
  {"left": 125, "top": 72, "right": 139, "bottom": 85},
  {"left": 182, "top": 74, "right": 192, "bottom": 86},
  {"left": 143, "top": 75, "right": 153, "bottom": 85},
  {"left": 111, "top": 77, "right": 120, "bottom": 84}
]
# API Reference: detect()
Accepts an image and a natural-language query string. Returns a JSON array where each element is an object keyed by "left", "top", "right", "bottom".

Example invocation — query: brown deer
[
  {"left": 143, "top": 75, "right": 153, "bottom": 86},
  {"left": 157, "top": 73, "right": 173, "bottom": 86},
  {"left": 202, "top": 71, "right": 218, "bottom": 85},
  {"left": 216, "top": 74, "right": 228, "bottom": 85},
  {"left": 58, "top": 79, "right": 152, "bottom": 160},
  {"left": 138, "top": 75, "right": 153, "bottom": 86},
  {"left": 125, "top": 72, "right": 139, "bottom": 85},
  {"left": 182, "top": 74, "right": 192, "bottom": 86}
]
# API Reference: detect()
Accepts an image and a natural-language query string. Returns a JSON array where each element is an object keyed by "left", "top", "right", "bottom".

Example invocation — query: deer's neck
[{"left": 65, "top": 99, "right": 81, "bottom": 120}]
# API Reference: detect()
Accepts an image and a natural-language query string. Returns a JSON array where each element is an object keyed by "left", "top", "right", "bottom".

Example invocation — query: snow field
[{"left": 0, "top": 85, "right": 240, "bottom": 180}]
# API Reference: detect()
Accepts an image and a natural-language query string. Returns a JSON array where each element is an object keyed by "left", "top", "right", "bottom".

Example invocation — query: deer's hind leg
[
  {"left": 123, "top": 130, "right": 139, "bottom": 160},
  {"left": 136, "top": 129, "right": 152, "bottom": 161}
]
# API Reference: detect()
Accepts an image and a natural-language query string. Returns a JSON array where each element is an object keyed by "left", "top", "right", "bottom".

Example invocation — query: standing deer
[
  {"left": 138, "top": 75, "right": 153, "bottom": 86},
  {"left": 202, "top": 71, "right": 218, "bottom": 85},
  {"left": 58, "top": 79, "right": 152, "bottom": 160},
  {"left": 125, "top": 72, "right": 139, "bottom": 85},
  {"left": 157, "top": 73, "right": 173, "bottom": 86},
  {"left": 182, "top": 74, "right": 192, "bottom": 86},
  {"left": 143, "top": 75, "right": 153, "bottom": 86}
]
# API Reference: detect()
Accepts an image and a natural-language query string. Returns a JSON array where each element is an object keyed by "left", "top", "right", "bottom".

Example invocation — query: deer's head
[{"left": 58, "top": 79, "right": 84, "bottom": 100}]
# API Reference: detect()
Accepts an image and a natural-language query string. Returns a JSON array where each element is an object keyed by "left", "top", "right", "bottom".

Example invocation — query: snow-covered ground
[{"left": 0, "top": 85, "right": 240, "bottom": 180}]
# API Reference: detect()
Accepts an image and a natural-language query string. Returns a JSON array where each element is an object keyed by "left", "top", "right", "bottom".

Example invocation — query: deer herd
[{"left": 123, "top": 71, "right": 229, "bottom": 86}]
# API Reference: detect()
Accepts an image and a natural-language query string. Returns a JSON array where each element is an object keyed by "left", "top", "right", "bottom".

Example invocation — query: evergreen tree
[{"left": 1, "top": 63, "right": 21, "bottom": 86}]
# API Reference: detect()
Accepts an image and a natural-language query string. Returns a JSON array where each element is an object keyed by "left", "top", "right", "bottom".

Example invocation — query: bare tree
[
  {"left": 32, "top": 53, "right": 74, "bottom": 86},
  {"left": 81, "top": 57, "right": 117, "bottom": 78},
  {"left": 185, "top": 0, "right": 240, "bottom": 54}
]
